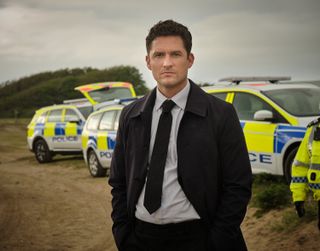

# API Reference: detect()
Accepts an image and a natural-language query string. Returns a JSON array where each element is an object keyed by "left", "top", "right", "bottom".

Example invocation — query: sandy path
[
  {"left": 0, "top": 120, "right": 320, "bottom": 251},
  {"left": 0, "top": 155, "right": 117, "bottom": 251}
]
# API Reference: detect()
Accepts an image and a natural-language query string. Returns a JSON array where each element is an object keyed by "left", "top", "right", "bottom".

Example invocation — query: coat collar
[
  {"left": 185, "top": 79, "right": 207, "bottom": 117},
  {"left": 130, "top": 79, "right": 207, "bottom": 118}
]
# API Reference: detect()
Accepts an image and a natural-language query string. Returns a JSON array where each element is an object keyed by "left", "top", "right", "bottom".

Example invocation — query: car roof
[
  {"left": 89, "top": 104, "right": 124, "bottom": 116},
  {"left": 202, "top": 82, "right": 318, "bottom": 93},
  {"left": 36, "top": 104, "right": 77, "bottom": 113}
]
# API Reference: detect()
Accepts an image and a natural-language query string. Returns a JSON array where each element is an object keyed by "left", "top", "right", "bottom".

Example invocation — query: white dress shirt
[{"left": 135, "top": 81, "right": 200, "bottom": 224}]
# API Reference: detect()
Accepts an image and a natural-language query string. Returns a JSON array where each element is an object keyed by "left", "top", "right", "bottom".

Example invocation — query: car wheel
[
  {"left": 88, "top": 150, "right": 106, "bottom": 177},
  {"left": 284, "top": 147, "right": 298, "bottom": 184},
  {"left": 34, "top": 139, "right": 52, "bottom": 163}
]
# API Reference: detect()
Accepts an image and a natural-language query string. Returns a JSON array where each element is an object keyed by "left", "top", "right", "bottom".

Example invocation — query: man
[
  {"left": 109, "top": 20, "right": 252, "bottom": 251},
  {"left": 290, "top": 117, "right": 320, "bottom": 230}
]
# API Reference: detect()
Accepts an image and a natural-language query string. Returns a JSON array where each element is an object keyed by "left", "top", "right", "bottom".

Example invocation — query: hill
[{"left": 0, "top": 66, "right": 149, "bottom": 118}]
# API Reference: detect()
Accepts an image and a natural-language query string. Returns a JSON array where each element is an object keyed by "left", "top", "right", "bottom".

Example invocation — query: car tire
[
  {"left": 34, "top": 139, "right": 52, "bottom": 163},
  {"left": 88, "top": 150, "right": 106, "bottom": 177},
  {"left": 284, "top": 147, "right": 298, "bottom": 184}
]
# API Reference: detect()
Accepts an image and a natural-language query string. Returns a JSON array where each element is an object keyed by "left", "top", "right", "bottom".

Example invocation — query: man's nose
[{"left": 163, "top": 55, "right": 173, "bottom": 67}]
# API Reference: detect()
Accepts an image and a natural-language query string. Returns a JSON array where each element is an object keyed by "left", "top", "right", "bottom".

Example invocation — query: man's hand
[{"left": 294, "top": 201, "right": 305, "bottom": 217}]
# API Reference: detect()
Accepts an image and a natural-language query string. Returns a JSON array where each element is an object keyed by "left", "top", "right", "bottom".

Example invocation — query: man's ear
[
  {"left": 188, "top": 53, "right": 195, "bottom": 68},
  {"left": 146, "top": 55, "right": 151, "bottom": 70}
]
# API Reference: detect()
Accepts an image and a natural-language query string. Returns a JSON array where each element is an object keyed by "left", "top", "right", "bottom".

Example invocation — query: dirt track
[
  {"left": 0, "top": 120, "right": 320, "bottom": 251},
  {"left": 0, "top": 121, "right": 116, "bottom": 251},
  {"left": 0, "top": 157, "right": 116, "bottom": 251}
]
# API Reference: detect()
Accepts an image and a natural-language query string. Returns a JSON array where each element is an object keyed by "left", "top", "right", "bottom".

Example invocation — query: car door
[
  {"left": 231, "top": 92, "right": 279, "bottom": 173},
  {"left": 45, "top": 108, "right": 64, "bottom": 149},
  {"left": 97, "top": 109, "right": 118, "bottom": 167},
  {"left": 63, "top": 108, "right": 84, "bottom": 150}
]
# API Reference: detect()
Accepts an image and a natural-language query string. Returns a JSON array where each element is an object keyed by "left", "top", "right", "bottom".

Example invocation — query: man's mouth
[{"left": 161, "top": 72, "right": 174, "bottom": 75}]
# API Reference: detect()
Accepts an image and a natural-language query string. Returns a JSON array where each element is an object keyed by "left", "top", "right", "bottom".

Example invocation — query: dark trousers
[{"left": 124, "top": 218, "right": 208, "bottom": 251}]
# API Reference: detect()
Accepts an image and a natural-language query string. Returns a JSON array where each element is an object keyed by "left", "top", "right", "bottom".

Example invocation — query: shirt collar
[{"left": 155, "top": 80, "right": 190, "bottom": 111}]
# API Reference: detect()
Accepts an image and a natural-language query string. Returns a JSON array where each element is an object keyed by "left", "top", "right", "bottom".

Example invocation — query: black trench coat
[{"left": 109, "top": 80, "right": 252, "bottom": 251}]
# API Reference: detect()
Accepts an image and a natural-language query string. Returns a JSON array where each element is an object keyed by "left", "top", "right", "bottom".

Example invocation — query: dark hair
[{"left": 146, "top": 20, "right": 192, "bottom": 55}]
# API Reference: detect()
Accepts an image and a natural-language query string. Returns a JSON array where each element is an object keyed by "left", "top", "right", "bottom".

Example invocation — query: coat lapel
[{"left": 131, "top": 88, "right": 156, "bottom": 181}]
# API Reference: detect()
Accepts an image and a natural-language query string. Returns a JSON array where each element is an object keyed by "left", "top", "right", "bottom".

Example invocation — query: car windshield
[
  {"left": 263, "top": 88, "right": 320, "bottom": 116},
  {"left": 89, "top": 87, "right": 132, "bottom": 103}
]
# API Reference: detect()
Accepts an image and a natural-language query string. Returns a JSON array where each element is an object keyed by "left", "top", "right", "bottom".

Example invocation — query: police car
[
  {"left": 27, "top": 82, "right": 136, "bottom": 163},
  {"left": 81, "top": 101, "right": 133, "bottom": 177},
  {"left": 27, "top": 104, "right": 86, "bottom": 163},
  {"left": 81, "top": 77, "right": 320, "bottom": 180},
  {"left": 203, "top": 77, "right": 320, "bottom": 182}
]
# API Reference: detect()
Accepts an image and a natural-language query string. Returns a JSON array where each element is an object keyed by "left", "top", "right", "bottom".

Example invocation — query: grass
[
  {"left": 0, "top": 118, "right": 86, "bottom": 170},
  {"left": 271, "top": 199, "right": 318, "bottom": 232},
  {"left": 251, "top": 173, "right": 292, "bottom": 217},
  {"left": 252, "top": 173, "right": 318, "bottom": 233},
  {"left": 0, "top": 118, "right": 30, "bottom": 150}
]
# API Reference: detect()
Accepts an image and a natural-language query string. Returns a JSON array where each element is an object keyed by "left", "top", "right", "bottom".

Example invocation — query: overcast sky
[{"left": 1, "top": 0, "right": 320, "bottom": 88}]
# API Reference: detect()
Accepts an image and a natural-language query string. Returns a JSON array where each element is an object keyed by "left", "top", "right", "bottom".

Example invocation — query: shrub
[
  {"left": 254, "top": 183, "right": 291, "bottom": 212},
  {"left": 272, "top": 200, "right": 318, "bottom": 232},
  {"left": 253, "top": 173, "right": 284, "bottom": 185}
]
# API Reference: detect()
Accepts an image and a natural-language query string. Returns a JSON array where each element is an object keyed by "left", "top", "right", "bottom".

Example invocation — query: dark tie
[{"left": 144, "top": 99, "right": 176, "bottom": 214}]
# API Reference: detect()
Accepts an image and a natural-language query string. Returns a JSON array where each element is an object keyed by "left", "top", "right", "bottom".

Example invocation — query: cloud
[{"left": 0, "top": 0, "right": 320, "bottom": 86}]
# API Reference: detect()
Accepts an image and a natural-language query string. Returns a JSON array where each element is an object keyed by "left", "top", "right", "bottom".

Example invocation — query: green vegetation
[
  {"left": 252, "top": 173, "right": 291, "bottom": 216},
  {"left": 271, "top": 200, "right": 318, "bottom": 232},
  {"left": 0, "top": 66, "right": 149, "bottom": 118},
  {"left": 252, "top": 173, "right": 318, "bottom": 232},
  {"left": 255, "top": 183, "right": 291, "bottom": 211}
]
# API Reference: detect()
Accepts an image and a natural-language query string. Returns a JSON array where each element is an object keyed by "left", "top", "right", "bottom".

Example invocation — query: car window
[
  {"left": 114, "top": 110, "right": 121, "bottom": 131},
  {"left": 232, "top": 92, "right": 273, "bottom": 121},
  {"left": 264, "top": 88, "right": 320, "bottom": 116},
  {"left": 47, "top": 109, "right": 63, "bottom": 122},
  {"left": 65, "top": 109, "right": 80, "bottom": 122},
  {"left": 36, "top": 111, "right": 47, "bottom": 123},
  {"left": 99, "top": 111, "right": 116, "bottom": 130},
  {"left": 78, "top": 106, "right": 93, "bottom": 119},
  {"left": 210, "top": 92, "right": 227, "bottom": 101},
  {"left": 89, "top": 87, "right": 132, "bottom": 103},
  {"left": 86, "top": 113, "right": 102, "bottom": 131}
]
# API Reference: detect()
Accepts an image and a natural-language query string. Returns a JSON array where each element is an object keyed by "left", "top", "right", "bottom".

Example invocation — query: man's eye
[
  {"left": 172, "top": 52, "right": 181, "bottom": 57},
  {"left": 154, "top": 53, "right": 164, "bottom": 58}
]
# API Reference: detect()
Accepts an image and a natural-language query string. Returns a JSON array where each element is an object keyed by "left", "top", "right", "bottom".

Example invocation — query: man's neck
[{"left": 157, "top": 80, "right": 188, "bottom": 98}]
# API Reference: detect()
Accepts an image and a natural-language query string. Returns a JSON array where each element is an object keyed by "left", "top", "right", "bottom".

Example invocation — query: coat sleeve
[
  {"left": 290, "top": 127, "right": 311, "bottom": 202},
  {"left": 210, "top": 103, "right": 252, "bottom": 251},
  {"left": 108, "top": 108, "right": 133, "bottom": 250}
]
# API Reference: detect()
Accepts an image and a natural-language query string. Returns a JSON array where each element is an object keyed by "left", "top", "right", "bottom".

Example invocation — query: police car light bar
[{"left": 219, "top": 76, "right": 291, "bottom": 85}]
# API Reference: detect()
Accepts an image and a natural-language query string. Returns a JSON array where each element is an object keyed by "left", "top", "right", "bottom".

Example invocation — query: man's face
[{"left": 146, "top": 36, "right": 194, "bottom": 92}]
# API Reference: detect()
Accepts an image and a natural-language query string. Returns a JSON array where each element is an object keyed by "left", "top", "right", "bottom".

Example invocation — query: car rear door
[
  {"left": 63, "top": 108, "right": 84, "bottom": 150},
  {"left": 96, "top": 109, "right": 118, "bottom": 167}
]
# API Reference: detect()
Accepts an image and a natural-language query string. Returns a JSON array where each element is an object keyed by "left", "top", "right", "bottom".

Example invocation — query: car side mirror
[
  {"left": 253, "top": 110, "right": 274, "bottom": 121},
  {"left": 68, "top": 119, "right": 81, "bottom": 124}
]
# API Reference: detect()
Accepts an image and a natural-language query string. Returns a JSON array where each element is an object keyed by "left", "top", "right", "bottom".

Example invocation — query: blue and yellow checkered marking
[
  {"left": 274, "top": 125, "right": 306, "bottom": 154},
  {"left": 309, "top": 183, "right": 320, "bottom": 190},
  {"left": 34, "top": 122, "right": 83, "bottom": 136},
  {"left": 55, "top": 122, "right": 66, "bottom": 135},
  {"left": 34, "top": 123, "right": 45, "bottom": 135},
  {"left": 291, "top": 177, "right": 308, "bottom": 183},
  {"left": 107, "top": 132, "right": 116, "bottom": 150},
  {"left": 241, "top": 122, "right": 306, "bottom": 154},
  {"left": 88, "top": 136, "right": 97, "bottom": 149},
  {"left": 87, "top": 132, "right": 116, "bottom": 150}
]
